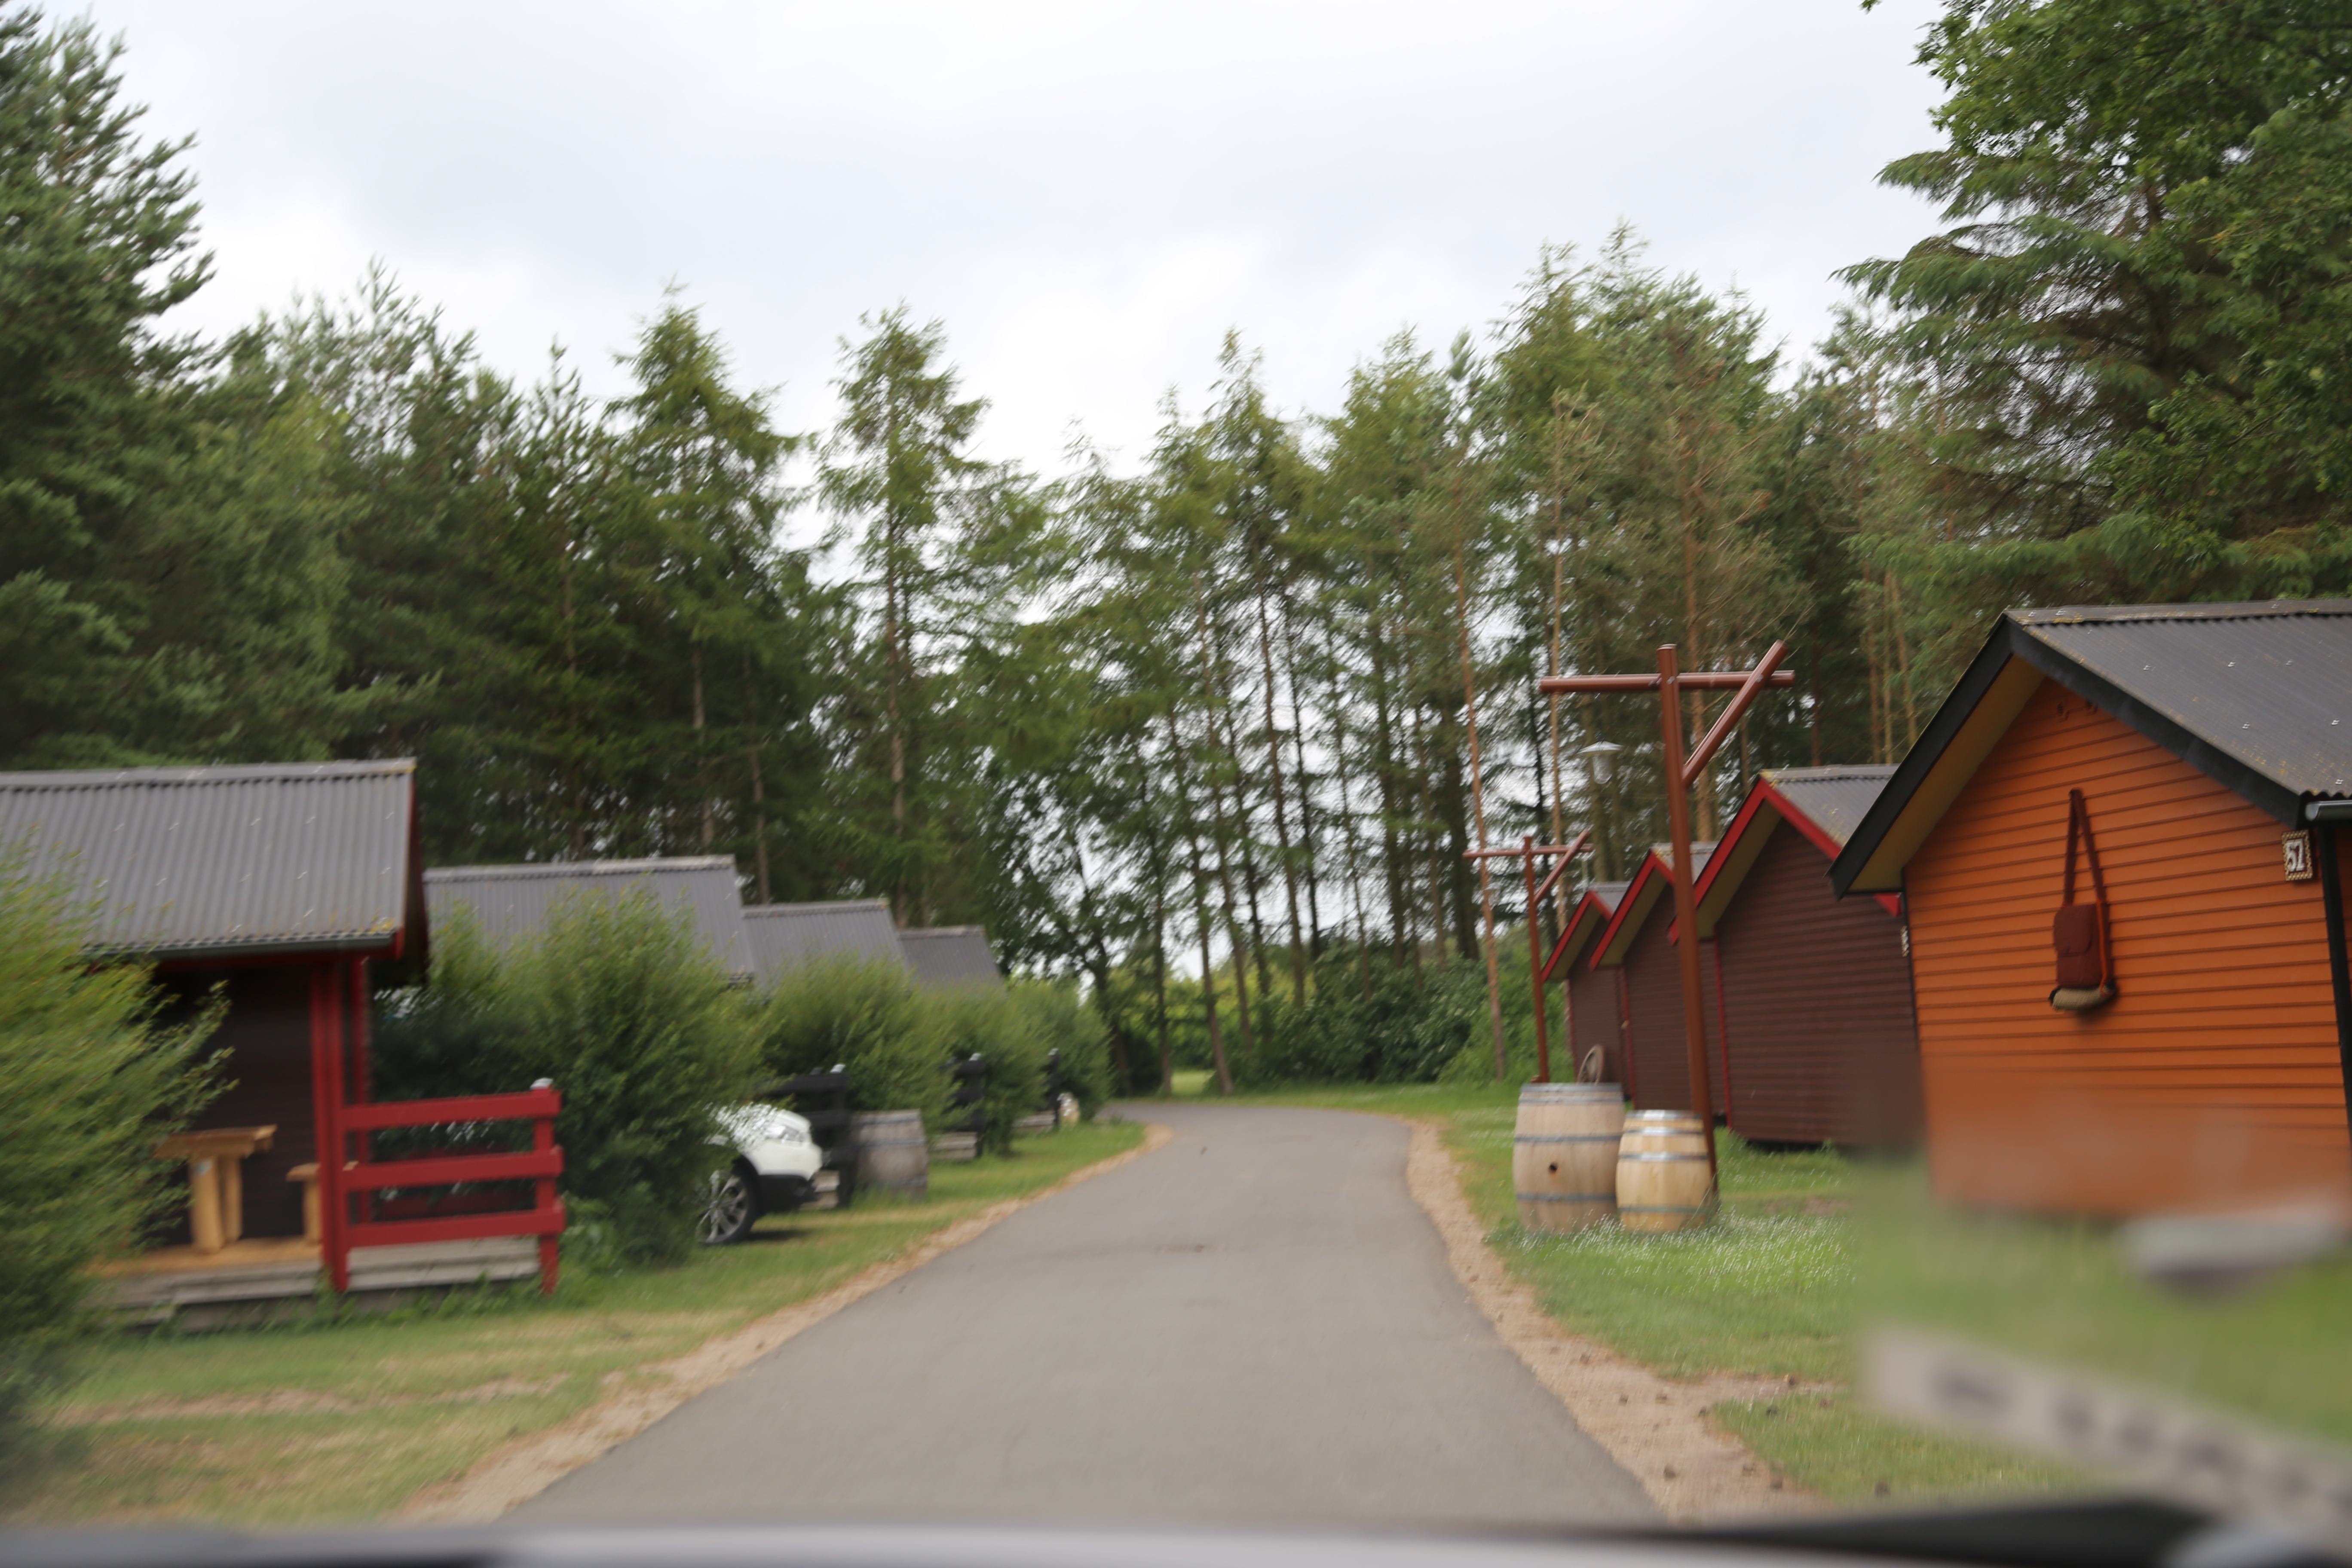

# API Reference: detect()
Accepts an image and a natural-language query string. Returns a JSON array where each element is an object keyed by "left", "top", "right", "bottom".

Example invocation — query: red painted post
[
  {"left": 1654, "top": 646, "right": 1721, "bottom": 1185},
  {"left": 308, "top": 963, "right": 352, "bottom": 1292},
  {"left": 349, "top": 960, "right": 371, "bottom": 1106},
  {"left": 1523, "top": 836, "right": 1550, "bottom": 1083},
  {"left": 535, "top": 1089, "right": 562, "bottom": 1295}
]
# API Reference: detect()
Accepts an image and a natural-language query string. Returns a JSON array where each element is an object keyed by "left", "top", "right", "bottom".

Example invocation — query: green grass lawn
[{"left": 9, "top": 1121, "right": 1142, "bottom": 1529}]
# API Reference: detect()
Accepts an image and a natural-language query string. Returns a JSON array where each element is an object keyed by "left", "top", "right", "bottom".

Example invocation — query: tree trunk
[
  {"left": 1248, "top": 539, "right": 1308, "bottom": 1002},
  {"left": 1167, "top": 714, "right": 1234, "bottom": 1096},
  {"left": 1281, "top": 594, "right": 1324, "bottom": 961},
  {"left": 1368, "top": 611, "right": 1412, "bottom": 978}
]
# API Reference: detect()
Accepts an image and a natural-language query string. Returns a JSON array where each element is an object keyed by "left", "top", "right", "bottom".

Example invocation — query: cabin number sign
[{"left": 2283, "top": 830, "right": 2315, "bottom": 883}]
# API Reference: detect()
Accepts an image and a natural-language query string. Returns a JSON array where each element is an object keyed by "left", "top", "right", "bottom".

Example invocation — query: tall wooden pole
[
  {"left": 1537, "top": 641, "right": 1793, "bottom": 1199},
  {"left": 1654, "top": 645, "right": 1719, "bottom": 1183},
  {"left": 1522, "top": 836, "right": 1549, "bottom": 1083}
]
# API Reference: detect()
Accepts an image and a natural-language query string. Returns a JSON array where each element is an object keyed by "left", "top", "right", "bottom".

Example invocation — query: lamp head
[{"left": 1580, "top": 740, "right": 1623, "bottom": 786}]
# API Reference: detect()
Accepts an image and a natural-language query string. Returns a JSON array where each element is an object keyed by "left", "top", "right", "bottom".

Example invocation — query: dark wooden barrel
[{"left": 850, "top": 1110, "right": 929, "bottom": 1200}]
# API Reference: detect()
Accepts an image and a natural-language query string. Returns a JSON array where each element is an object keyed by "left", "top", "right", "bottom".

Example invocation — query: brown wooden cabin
[
  {"left": 1547, "top": 881, "right": 1627, "bottom": 1082},
  {"left": 1691, "top": 767, "right": 1922, "bottom": 1148},
  {"left": 0, "top": 761, "right": 426, "bottom": 1249},
  {"left": 1830, "top": 601, "right": 2352, "bottom": 1216},
  {"left": 1588, "top": 843, "right": 1727, "bottom": 1115}
]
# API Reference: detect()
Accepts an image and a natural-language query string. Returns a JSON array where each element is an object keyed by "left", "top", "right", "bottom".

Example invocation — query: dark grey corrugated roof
[
  {"left": 897, "top": 925, "right": 1001, "bottom": 989},
  {"left": 0, "top": 760, "right": 420, "bottom": 959},
  {"left": 2013, "top": 601, "right": 2352, "bottom": 805},
  {"left": 1760, "top": 766, "right": 1898, "bottom": 848},
  {"left": 425, "top": 857, "right": 753, "bottom": 980},
  {"left": 741, "top": 898, "right": 909, "bottom": 981},
  {"left": 1832, "top": 600, "right": 2352, "bottom": 896}
]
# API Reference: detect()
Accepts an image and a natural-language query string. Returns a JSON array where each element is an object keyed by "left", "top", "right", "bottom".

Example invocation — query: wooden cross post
[
  {"left": 1537, "top": 641, "right": 1793, "bottom": 1182},
  {"left": 1464, "top": 832, "right": 1593, "bottom": 1083}
]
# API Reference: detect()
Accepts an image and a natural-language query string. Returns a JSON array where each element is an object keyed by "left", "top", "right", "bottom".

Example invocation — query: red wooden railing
[{"left": 335, "top": 1087, "right": 565, "bottom": 1295}]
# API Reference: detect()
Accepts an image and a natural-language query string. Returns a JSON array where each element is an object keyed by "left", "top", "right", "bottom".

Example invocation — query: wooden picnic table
[{"left": 156, "top": 1126, "right": 275, "bottom": 1253}]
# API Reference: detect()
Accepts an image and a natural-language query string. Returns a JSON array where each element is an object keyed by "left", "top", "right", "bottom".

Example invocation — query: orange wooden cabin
[
  {"left": 1692, "top": 767, "right": 1922, "bottom": 1148},
  {"left": 1588, "top": 843, "right": 1727, "bottom": 1115},
  {"left": 1830, "top": 602, "right": 2352, "bottom": 1216}
]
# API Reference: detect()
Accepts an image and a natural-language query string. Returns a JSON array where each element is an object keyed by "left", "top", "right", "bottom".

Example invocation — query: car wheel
[{"left": 699, "top": 1165, "right": 759, "bottom": 1246}]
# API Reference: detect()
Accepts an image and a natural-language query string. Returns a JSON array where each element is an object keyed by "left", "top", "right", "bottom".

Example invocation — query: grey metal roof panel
[
  {"left": 1830, "top": 599, "right": 2352, "bottom": 897},
  {"left": 897, "top": 926, "right": 1002, "bottom": 989},
  {"left": 2012, "top": 601, "right": 2352, "bottom": 805},
  {"left": 1759, "top": 766, "right": 1899, "bottom": 848},
  {"left": 1588, "top": 880, "right": 1629, "bottom": 913},
  {"left": 741, "top": 899, "right": 909, "bottom": 980},
  {"left": 0, "top": 759, "right": 419, "bottom": 959},
  {"left": 425, "top": 857, "right": 753, "bottom": 979}
]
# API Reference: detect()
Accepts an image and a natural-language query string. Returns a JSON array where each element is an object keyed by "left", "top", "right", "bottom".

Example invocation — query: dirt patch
[
  {"left": 56, "top": 1374, "right": 578, "bottom": 1428},
  {"left": 1402, "top": 1118, "right": 1819, "bottom": 1525},
  {"left": 397, "top": 1121, "right": 1176, "bottom": 1523}
]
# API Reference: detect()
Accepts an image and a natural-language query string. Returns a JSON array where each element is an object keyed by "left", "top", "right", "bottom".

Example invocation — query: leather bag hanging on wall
[{"left": 2051, "top": 788, "right": 2116, "bottom": 1011}]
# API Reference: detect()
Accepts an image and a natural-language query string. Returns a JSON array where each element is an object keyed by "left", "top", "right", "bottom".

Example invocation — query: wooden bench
[
  {"left": 156, "top": 1126, "right": 276, "bottom": 1253},
  {"left": 286, "top": 1163, "right": 322, "bottom": 1243}
]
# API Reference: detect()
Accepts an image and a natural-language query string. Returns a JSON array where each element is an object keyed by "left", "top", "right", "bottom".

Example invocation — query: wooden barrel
[
  {"left": 1513, "top": 1083, "right": 1625, "bottom": 1233},
  {"left": 1615, "top": 1109, "right": 1712, "bottom": 1232},
  {"left": 849, "top": 1110, "right": 929, "bottom": 1200}
]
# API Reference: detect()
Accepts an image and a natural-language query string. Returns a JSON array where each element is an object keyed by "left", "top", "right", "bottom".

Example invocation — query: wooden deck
[{"left": 100, "top": 1235, "right": 542, "bottom": 1314}]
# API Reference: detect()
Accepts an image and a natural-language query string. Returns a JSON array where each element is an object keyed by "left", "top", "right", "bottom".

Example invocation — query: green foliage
[
  {"left": 750, "top": 955, "right": 946, "bottom": 1128},
  {"left": 1004, "top": 979, "right": 1114, "bottom": 1115},
  {"left": 0, "top": 856, "right": 218, "bottom": 1463},
  {"left": 374, "top": 896, "right": 761, "bottom": 1267}
]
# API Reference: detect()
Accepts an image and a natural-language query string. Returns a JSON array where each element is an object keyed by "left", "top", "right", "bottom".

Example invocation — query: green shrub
[
  {"left": 750, "top": 955, "right": 946, "bottom": 1127},
  {"left": 1234, "top": 952, "right": 1493, "bottom": 1087},
  {"left": 1006, "top": 979, "right": 1113, "bottom": 1116},
  {"left": 374, "top": 893, "right": 761, "bottom": 1267},
  {"left": 919, "top": 986, "right": 1041, "bottom": 1154},
  {"left": 0, "top": 858, "right": 218, "bottom": 1464}
]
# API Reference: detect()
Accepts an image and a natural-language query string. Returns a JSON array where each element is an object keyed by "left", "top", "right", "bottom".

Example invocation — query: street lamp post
[{"left": 1537, "top": 642, "right": 1794, "bottom": 1184}]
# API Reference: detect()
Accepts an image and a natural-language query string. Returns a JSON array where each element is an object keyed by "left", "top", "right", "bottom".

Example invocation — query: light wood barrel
[
  {"left": 849, "top": 1110, "right": 929, "bottom": 1200},
  {"left": 1513, "top": 1083, "right": 1625, "bottom": 1232},
  {"left": 1615, "top": 1109, "right": 1712, "bottom": 1232}
]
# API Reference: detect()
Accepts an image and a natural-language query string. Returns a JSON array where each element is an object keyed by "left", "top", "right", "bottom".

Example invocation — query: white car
[{"left": 701, "top": 1103, "right": 824, "bottom": 1245}]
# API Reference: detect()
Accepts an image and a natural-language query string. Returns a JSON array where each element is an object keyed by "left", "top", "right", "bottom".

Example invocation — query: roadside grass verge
[
  {"left": 6, "top": 1121, "right": 1142, "bottom": 1528},
  {"left": 1219, "top": 1083, "right": 2084, "bottom": 1506}
]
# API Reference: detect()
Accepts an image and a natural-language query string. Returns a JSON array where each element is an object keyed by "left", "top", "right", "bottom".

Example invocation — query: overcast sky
[{"left": 81, "top": 0, "right": 1952, "bottom": 482}]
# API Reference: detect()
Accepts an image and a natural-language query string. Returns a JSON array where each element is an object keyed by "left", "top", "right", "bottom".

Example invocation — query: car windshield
[{"left": 5, "top": 3, "right": 2350, "bottom": 1563}]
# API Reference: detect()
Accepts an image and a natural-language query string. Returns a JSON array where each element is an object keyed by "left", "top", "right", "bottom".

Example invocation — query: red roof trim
[
  {"left": 1695, "top": 778, "right": 1902, "bottom": 923},
  {"left": 1590, "top": 850, "right": 1675, "bottom": 968}
]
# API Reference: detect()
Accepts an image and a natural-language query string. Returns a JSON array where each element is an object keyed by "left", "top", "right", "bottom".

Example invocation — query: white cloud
[{"left": 83, "top": 0, "right": 1952, "bottom": 476}]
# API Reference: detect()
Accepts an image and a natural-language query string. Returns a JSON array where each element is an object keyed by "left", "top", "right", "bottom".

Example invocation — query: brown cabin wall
[
  {"left": 1905, "top": 680, "right": 2351, "bottom": 1215},
  {"left": 1566, "top": 961, "right": 1624, "bottom": 1084},
  {"left": 157, "top": 964, "right": 319, "bottom": 1241},
  {"left": 1714, "top": 823, "right": 1922, "bottom": 1147},
  {"left": 1620, "top": 916, "right": 1727, "bottom": 1116}
]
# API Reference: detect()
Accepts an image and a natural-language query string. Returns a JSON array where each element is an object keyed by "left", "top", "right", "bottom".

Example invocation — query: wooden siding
[
  {"left": 1620, "top": 915, "right": 1728, "bottom": 1116},
  {"left": 1715, "top": 821, "right": 1922, "bottom": 1147},
  {"left": 1567, "top": 962, "right": 1624, "bottom": 1084},
  {"left": 1905, "top": 681, "right": 2351, "bottom": 1214}
]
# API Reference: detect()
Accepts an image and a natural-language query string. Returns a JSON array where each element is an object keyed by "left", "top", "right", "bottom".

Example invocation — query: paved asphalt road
[{"left": 512, "top": 1104, "right": 1655, "bottom": 1529}]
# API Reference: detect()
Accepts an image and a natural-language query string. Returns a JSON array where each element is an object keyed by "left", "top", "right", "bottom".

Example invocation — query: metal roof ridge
[
  {"left": 2010, "top": 598, "right": 2352, "bottom": 625},
  {"left": 744, "top": 898, "right": 894, "bottom": 916},
  {"left": 426, "top": 855, "right": 738, "bottom": 882},
  {"left": 0, "top": 758, "right": 418, "bottom": 788}
]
